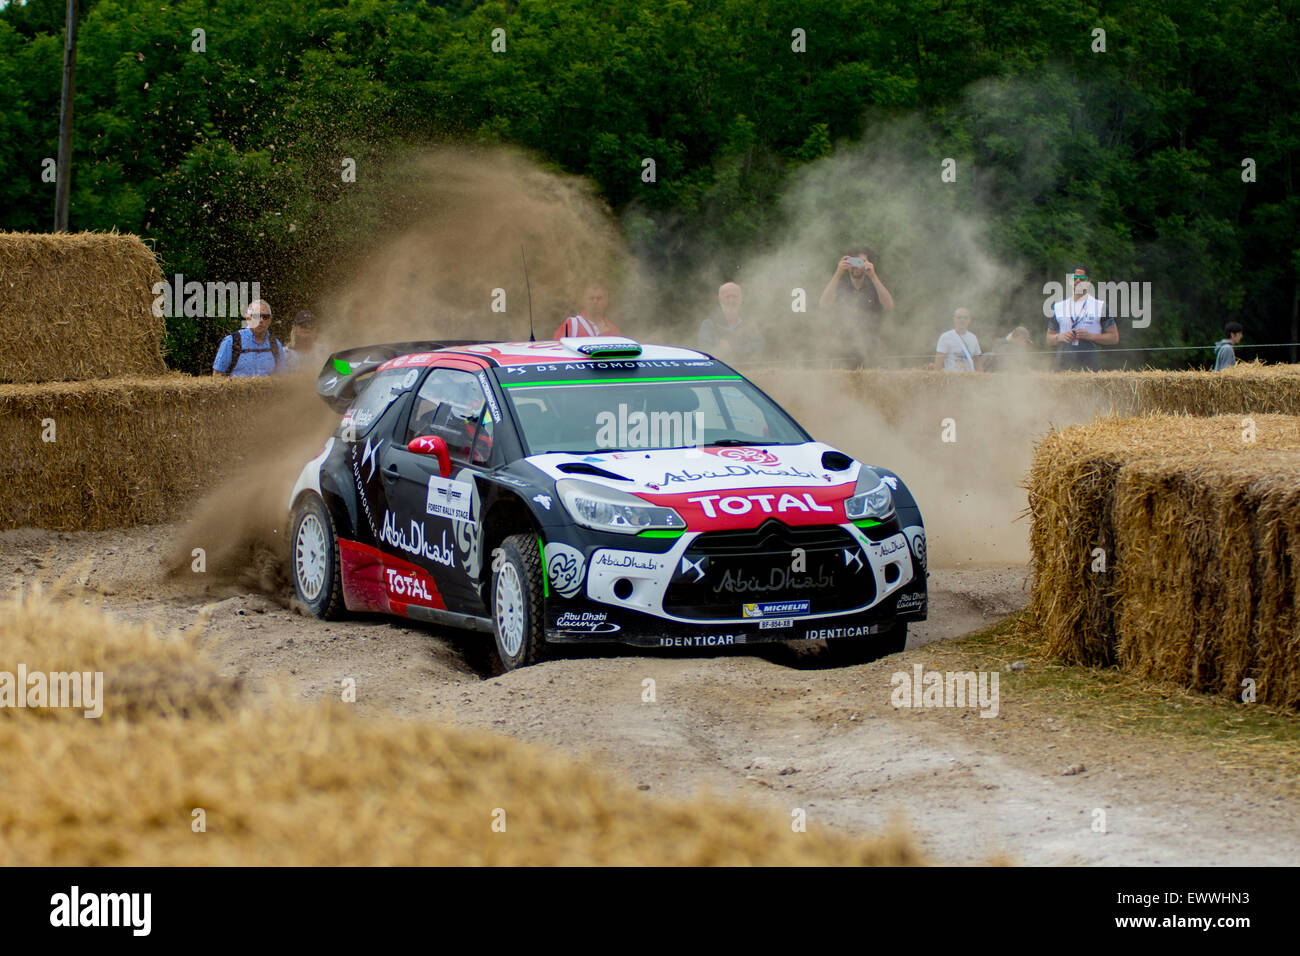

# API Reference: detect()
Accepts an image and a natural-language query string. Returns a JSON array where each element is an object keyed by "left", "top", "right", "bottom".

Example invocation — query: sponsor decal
[
  {"left": 879, "top": 537, "right": 906, "bottom": 557},
  {"left": 743, "top": 600, "right": 811, "bottom": 618},
  {"left": 385, "top": 567, "right": 433, "bottom": 601},
  {"left": 705, "top": 445, "right": 780, "bottom": 466},
  {"left": 377, "top": 352, "right": 440, "bottom": 371},
  {"left": 426, "top": 475, "right": 474, "bottom": 522},
  {"left": 594, "top": 552, "right": 662, "bottom": 572},
  {"left": 477, "top": 371, "right": 501, "bottom": 422},
  {"left": 360, "top": 436, "right": 384, "bottom": 483},
  {"left": 350, "top": 443, "right": 380, "bottom": 537},
  {"left": 896, "top": 591, "right": 926, "bottom": 612},
  {"left": 685, "top": 491, "right": 834, "bottom": 520},
  {"left": 401, "top": 369, "right": 420, "bottom": 390},
  {"left": 657, "top": 463, "right": 817, "bottom": 486},
  {"left": 805, "top": 624, "right": 883, "bottom": 639},
  {"left": 658, "top": 634, "right": 741, "bottom": 647},
  {"left": 881, "top": 474, "right": 899, "bottom": 490},
  {"left": 492, "top": 474, "right": 530, "bottom": 488},
  {"left": 712, "top": 566, "right": 834, "bottom": 595},
  {"left": 757, "top": 618, "right": 794, "bottom": 630},
  {"left": 532, "top": 494, "right": 552, "bottom": 510},
  {"left": 554, "top": 610, "right": 620, "bottom": 633},
  {"left": 381, "top": 512, "right": 455, "bottom": 567},
  {"left": 679, "top": 555, "right": 707, "bottom": 582},
  {"left": 545, "top": 543, "right": 586, "bottom": 598},
  {"left": 904, "top": 526, "right": 927, "bottom": 569},
  {"left": 450, "top": 467, "right": 482, "bottom": 572}
]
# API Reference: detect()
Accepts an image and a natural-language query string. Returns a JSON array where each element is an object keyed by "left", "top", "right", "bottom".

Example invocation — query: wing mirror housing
[{"left": 407, "top": 435, "right": 451, "bottom": 478}]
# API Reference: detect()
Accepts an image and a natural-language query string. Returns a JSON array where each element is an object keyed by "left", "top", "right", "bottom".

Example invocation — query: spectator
[
  {"left": 553, "top": 284, "right": 621, "bottom": 339},
  {"left": 212, "top": 299, "right": 284, "bottom": 377},
  {"left": 697, "top": 282, "right": 767, "bottom": 363},
  {"left": 285, "top": 310, "right": 330, "bottom": 373},
  {"left": 934, "top": 308, "right": 982, "bottom": 372},
  {"left": 986, "top": 326, "right": 1033, "bottom": 372},
  {"left": 817, "top": 244, "right": 895, "bottom": 365},
  {"left": 1046, "top": 266, "right": 1118, "bottom": 371},
  {"left": 1214, "top": 322, "right": 1244, "bottom": 370}
]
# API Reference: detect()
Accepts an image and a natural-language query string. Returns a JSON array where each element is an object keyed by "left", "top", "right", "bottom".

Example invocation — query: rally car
[{"left": 288, "top": 337, "right": 927, "bottom": 669}]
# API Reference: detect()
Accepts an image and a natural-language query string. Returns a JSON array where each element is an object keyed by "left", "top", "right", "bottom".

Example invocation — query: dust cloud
[
  {"left": 317, "top": 146, "right": 634, "bottom": 348},
  {"left": 174, "top": 131, "right": 1094, "bottom": 590}
]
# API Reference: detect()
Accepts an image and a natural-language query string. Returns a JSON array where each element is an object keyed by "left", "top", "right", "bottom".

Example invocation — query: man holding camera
[
  {"left": 1046, "top": 266, "right": 1118, "bottom": 371},
  {"left": 818, "top": 245, "right": 895, "bottom": 365}
]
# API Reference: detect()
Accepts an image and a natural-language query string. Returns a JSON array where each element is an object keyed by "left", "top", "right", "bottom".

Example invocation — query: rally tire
[
  {"left": 822, "top": 623, "right": 907, "bottom": 667},
  {"left": 491, "top": 534, "right": 550, "bottom": 671},
  {"left": 292, "top": 495, "right": 345, "bottom": 620}
]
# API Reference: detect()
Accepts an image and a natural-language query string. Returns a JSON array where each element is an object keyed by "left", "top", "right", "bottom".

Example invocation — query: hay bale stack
[
  {"left": 1026, "top": 414, "right": 1300, "bottom": 707},
  {"left": 0, "top": 375, "right": 297, "bottom": 531},
  {"left": 751, "top": 364, "right": 1300, "bottom": 428},
  {"left": 0, "top": 589, "right": 926, "bottom": 865},
  {"left": 0, "top": 231, "right": 166, "bottom": 383}
]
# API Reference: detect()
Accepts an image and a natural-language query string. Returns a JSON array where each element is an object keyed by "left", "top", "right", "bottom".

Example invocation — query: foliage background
[{"left": 1, "top": 0, "right": 1295, "bottom": 371}]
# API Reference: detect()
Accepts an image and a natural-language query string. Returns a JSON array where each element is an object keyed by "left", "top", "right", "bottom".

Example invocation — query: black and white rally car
[{"left": 288, "top": 337, "right": 927, "bottom": 669}]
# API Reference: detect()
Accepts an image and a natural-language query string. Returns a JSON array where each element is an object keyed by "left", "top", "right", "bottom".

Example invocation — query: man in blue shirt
[{"left": 212, "top": 300, "right": 284, "bottom": 377}]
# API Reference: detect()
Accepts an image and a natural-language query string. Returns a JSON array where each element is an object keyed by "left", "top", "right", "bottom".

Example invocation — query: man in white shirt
[
  {"left": 935, "top": 308, "right": 982, "bottom": 372},
  {"left": 1047, "top": 266, "right": 1118, "bottom": 371}
]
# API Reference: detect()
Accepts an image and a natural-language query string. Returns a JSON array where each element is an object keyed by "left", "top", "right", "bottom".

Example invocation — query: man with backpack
[{"left": 212, "top": 300, "right": 285, "bottom": 377}]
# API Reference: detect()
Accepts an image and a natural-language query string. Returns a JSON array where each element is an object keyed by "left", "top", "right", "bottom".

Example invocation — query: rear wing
[{"left": 315, "top": 341, "right": 486, "bottom": 413}]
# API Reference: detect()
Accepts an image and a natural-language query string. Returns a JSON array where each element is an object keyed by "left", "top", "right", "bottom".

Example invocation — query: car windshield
[{"left": 500, "top": 375, "right": 808, "bottom": 455}]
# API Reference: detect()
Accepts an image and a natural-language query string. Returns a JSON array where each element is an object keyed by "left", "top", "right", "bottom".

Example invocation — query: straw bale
[
  {"left": 0, "top": 375, "right": 292, "bottom": 531},
  {"left": 1026, "top": 413, "right": 1300, "bottom": 706},
  {"left": 0, "top": 232, "right": 166, "bottom": 383},
  {"left": 0, "top": 588, "right": 925, "bottom": 866}
]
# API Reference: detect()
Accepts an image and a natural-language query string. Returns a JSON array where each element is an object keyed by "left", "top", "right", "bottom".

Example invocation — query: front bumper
[{"left": 541, "top": 519, "right": 927, "bottom": 646}]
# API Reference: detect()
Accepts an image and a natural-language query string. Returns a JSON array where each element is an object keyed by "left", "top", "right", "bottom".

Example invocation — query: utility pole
[{"left": 54, "top": 0, "right": 80, "bottom": 232}]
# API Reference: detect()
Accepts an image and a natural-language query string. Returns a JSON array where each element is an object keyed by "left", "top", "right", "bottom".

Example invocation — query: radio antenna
[{"left": 521, "top": 245, "right": 535, "bottom": 342}]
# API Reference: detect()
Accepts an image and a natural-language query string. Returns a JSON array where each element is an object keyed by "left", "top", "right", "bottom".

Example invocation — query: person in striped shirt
[{"left": 553, "top": 284, "right": 621, "bottom": 339}]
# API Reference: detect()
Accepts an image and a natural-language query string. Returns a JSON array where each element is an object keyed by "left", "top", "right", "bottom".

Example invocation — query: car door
[{"left": 380, "top": 364, "right": 496, "bottom": 614}]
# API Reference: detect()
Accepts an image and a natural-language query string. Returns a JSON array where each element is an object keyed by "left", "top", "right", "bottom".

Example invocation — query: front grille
[{"left": 664, "top": 519, "right": 874, "bottom": 619}]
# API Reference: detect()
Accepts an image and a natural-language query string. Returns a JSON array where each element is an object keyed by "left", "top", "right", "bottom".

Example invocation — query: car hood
[{"left": 525, "top": 443, "right": 872, "bottom": 530}]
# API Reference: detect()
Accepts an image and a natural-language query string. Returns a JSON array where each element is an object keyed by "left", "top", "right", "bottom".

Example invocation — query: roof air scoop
[{"left": 560, "top": 336, "right": 642, "bottom": 358}]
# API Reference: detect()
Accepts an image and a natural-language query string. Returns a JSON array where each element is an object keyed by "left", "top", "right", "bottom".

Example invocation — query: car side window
[{"left": 406, "top": 368, "right": 490, "bottom": 465}]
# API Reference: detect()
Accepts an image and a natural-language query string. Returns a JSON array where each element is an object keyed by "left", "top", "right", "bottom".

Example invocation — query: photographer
[
  {"left": 818, "top": 244, "right": 895, "bottom": 365},
  {"left": 1047, "top": 266, "right": 1118, "bottom": 371}
]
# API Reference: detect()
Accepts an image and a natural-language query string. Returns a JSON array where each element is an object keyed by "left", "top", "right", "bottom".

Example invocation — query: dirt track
[{"left": 7, "top": 523, "right": 1300, "bottom": 865}]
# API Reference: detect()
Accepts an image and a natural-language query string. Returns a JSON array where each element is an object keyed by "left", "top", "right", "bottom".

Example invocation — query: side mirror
[{"left": 407, "top": 435, "right": 451, "bottom": 478}]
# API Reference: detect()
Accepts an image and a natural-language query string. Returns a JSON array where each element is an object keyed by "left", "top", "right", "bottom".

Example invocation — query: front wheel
[
  {"left": 291, "top": 495, "right": 345, "bottom": 619},
  {"left": 491, "top": 534, "right": 550, "bottom": 671}
]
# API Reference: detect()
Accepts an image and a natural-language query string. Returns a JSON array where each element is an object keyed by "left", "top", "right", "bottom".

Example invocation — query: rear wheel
[
  {"left": 292, "top": 495, "right": 345, "bottom": 619},
  {"left": 491, "top": 534, "right": 549, "bottom": 671},
  {"left": 822, "top": 623, "right": 907, "bottom": 667}
]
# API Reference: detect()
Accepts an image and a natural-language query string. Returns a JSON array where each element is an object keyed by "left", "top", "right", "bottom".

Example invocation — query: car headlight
[
  {"left": 844, "top": 471, "right": 894, "bottom": 520},
  {"left": 556, "top": 479, "right": 686, "bottom": 535}
]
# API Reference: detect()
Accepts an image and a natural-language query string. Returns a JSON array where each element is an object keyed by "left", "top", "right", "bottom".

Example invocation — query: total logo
[
  {"left": 385, "top": 568, "right": 433, "bottom": 602},
  {"left": 685, "top": 492, "right": 835, "bottom": 519}
]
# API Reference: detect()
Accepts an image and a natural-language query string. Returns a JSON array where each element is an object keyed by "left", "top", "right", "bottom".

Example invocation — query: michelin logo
[{"left": 742, "top": 600, "right": 810, "bottom": 618}]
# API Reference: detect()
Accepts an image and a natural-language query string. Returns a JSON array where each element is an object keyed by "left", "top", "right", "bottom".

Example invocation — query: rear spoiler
[{"left": 315, "top": 340, "right": 487, "bottom": 413}]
